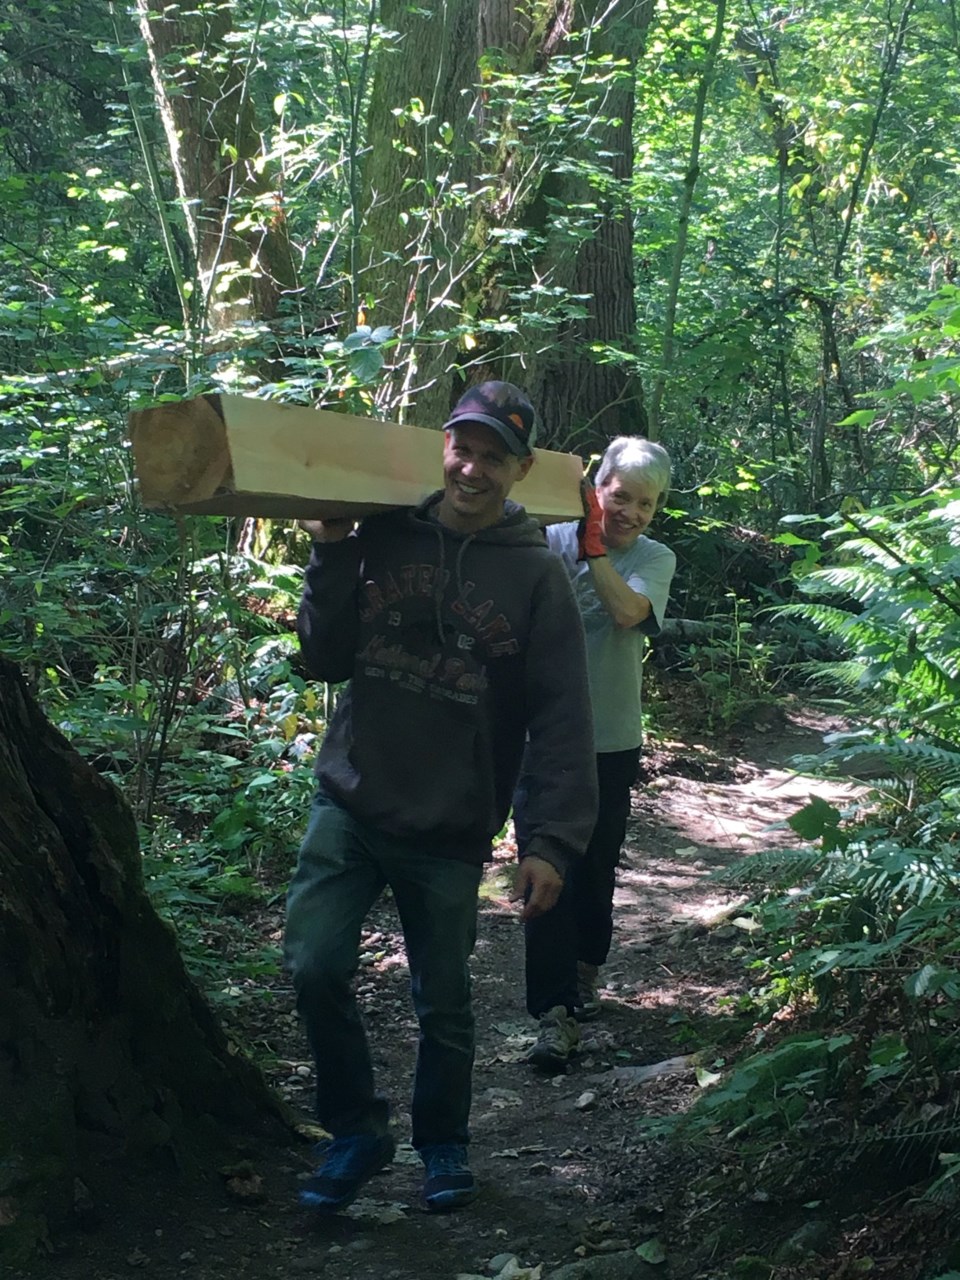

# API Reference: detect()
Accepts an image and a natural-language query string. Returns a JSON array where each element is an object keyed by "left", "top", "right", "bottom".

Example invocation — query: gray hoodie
[{"left": 297, "top": 492, "right": 598, "bottom": 872}]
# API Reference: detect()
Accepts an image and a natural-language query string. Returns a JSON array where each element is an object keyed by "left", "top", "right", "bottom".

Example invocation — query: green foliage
[
  {"left": 654, "top": 481, "right": 960, "bottom": 1210},
  {"left": 0, "top": 350, "right": 324, "bottom": 1002},
  {"left": 634, "top": 0, "right": 960, "bottom": 520},
  {"left": 781, "top": 489, "right": 960, "bottom": 746},
  {"left": 683, "top": 592, "right": 784, "bottom": 730},
  {"left": 649, "top": 1033, "right": 855, "bottom": 1140}
]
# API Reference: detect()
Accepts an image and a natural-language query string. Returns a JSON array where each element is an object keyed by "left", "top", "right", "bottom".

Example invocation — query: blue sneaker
[
  {"left": 299, "top": 1133, "right": 396, "bottom": 1212},
  {"left": 420, "top": 1143, "right": 477, "bottom": 1212}
]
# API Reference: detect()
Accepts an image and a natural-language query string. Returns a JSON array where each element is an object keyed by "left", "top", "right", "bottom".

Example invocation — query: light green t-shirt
[{"left": 546, "top": 522, "right": 676, "bottom": 753}]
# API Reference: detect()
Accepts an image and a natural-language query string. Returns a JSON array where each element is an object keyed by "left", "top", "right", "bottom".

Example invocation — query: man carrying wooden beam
[{"left": 283, "top": 381, "right": 598, "bottom": 1215}]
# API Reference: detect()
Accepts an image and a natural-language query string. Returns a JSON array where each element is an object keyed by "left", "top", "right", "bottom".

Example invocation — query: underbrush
[
  {"left": 136, "top": 674, "right": 326, "bottom": 1012},
  {"left": 641, "top": 791, "right": 960, "bottom": 1277},
  {"left": 644, "top": 487, "right": 960, "bottom": 1279}
]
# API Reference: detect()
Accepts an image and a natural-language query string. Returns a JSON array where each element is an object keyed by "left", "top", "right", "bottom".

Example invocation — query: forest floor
[{"left": 20, "top": 691, "right": 925, "bottom": 1280}]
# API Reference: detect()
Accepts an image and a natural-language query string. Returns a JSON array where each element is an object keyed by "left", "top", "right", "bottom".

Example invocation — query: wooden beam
[{"left": 129, "top": 394, "right": 584, "bottom": 523}]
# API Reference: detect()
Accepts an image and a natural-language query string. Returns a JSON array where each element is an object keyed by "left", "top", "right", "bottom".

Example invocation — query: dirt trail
[{"left": 19, "top": 706, "right": 858, "bottom": 1280}]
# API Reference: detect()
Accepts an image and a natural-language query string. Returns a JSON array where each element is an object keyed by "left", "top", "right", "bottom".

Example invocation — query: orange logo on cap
[{"left": 509, "top": 413, "right": 524, "bottom": 430}]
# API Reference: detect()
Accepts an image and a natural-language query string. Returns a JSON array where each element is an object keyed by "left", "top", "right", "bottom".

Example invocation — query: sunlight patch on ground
[{"left": 640, "top": 767, "right": 864, "bottom": 855}]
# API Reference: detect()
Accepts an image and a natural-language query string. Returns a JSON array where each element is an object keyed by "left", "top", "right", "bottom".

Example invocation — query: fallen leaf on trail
[
  {"left": 218, "top": 1159, "right": 265, "bottom": 1204},
  {"left": 483, "top": 1045, "right": 533, "bottom": 1065},
  {"left": 492, "top": 1148, "right": 520, "bottom": 1158},
  {"left": 636, "top": 1238, "right": 667, "bottom": 1264},
  {"left": 674, "top": 845, "right": 699, "bottom": 855},
  {"left": 493, "top": 1021, "right": 532, "bottom": 1037},
  {"left": 695, "top": 1066, "right": 723, "bottom": 1088},
  {"left": 575, "top": 1091, "right": 597, "bottom": 1110},
  {"left": 732, "top": 915, "right": 762, "bottom": 932}
]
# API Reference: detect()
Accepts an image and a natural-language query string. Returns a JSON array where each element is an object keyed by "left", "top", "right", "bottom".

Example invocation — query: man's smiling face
[{"left": 438, "top": 421, "right": 533, "bottom": 533}]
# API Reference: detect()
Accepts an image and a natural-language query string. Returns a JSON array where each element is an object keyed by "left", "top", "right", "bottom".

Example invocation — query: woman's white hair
[{"left": 595, "top": 437, "right": 672, "bottom": 510}]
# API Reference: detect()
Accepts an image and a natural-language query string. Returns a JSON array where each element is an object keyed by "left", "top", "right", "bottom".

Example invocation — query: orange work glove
[{"left": 576, "top": 484, "right": 607, "bottom": 560}]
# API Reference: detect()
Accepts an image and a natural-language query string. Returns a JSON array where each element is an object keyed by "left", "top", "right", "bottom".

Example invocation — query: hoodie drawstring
[
  {"left": 430, "top": 522, "right": 447, "bottom": 643},
  {"left": 428, "top": 522, "right": 476, "bottom": 644}
]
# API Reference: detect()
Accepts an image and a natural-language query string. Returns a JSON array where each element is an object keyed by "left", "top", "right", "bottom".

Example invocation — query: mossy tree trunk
[
  {"left": 357, "top": 0, "right": 650, "bottom": 444},
  {"left": 0, "top": 657, "right": 285, "bottom": 1263},
  {"left": 480, "top": 0, "right": 652, "bottom": 451},
  {"left": 135, "top": 0, "right": 298, "bottom": 335},
  {"left": 360, "top": 0, "right": 481, "bottom": 427}
]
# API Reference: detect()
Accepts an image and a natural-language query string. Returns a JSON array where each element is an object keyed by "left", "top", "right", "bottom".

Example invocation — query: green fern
[
  {"left": 712, "top": 844, "right": 826, "bottom": 891},
  {"left": 662, "top": 488, "right": 960, "bottom": 1212}
]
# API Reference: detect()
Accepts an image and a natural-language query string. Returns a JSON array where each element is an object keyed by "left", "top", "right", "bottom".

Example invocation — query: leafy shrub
[{"left": 649, "top": 487, "right": 960, "bottom": 1207}]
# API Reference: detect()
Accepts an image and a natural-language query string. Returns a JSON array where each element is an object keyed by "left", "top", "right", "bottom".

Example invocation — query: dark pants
[
  {"left": 284, "top": 792, "right": 482, "bottom": 1149},
  {"left": 517, "top": 747, "right": 640, "bottom": 1018}
]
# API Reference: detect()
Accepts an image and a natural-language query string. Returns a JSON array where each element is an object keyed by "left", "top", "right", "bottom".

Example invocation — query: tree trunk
[
  {"left": 135, "top": 0, "right": 297, "bottom": 335},
  {"left": 0, "top": 657, "right": 285, "bottom": 1263},
  {"left": 467, "top": 0, "right": 650, "bottom": 451},
  {"left": 529, "top": 0, "right": 650, "bottom": 451},
  {"left": 360, "top": 0, "right": 481, "bottom": 425},
  {"left": 358, "top": 0, "right": 649, "bottom": 443}
]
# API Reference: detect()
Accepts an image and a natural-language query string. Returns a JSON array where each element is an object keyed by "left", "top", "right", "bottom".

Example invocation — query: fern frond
[
  {"left": 809, "top": 738, "right": 960, "bottom": 793},
  {"left": 711, "top": 845, "right": 826, "bottom": 891},
  {"left": 843, "top": 1099, "right": 960, "bottom": 1176},
  {"left": 881, "top": 739, "right": 960, "bottom": 784}
]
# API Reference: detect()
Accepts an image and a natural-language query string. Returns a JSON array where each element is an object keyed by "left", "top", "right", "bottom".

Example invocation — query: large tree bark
[
  {"left": 465, "top": 0, "right": 651, "bottom": 450},
  {"left": 0, "top": 658, "right": 285, "bottom": 1263},
  {"left": 525, "top": 0, "right": 650, "bottom": 450},
  {"left": 360, "top": 0, "right": 481, "bottom": 425},
  {"left": 136, "top": 0, "right": 297, "bottom": 334},
  {"left": 358, "top": 0, "right": 649, "bottom": 444}
]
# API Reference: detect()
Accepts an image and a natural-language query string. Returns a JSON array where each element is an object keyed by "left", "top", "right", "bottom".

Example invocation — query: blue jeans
[{"left": 284, "top": 792, "right": 483, "bottom": 1149}]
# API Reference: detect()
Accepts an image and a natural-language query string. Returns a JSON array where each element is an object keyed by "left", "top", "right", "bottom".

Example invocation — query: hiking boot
[
  {"left": 528, "top": 1004, "right": 580, "bottom": 1073},
  {"left": 420, "top": 1143, "right": 477, "bottom": 1212},
  {"left": 575, "top": 962, "right": 602, "bottom": 1022},
  {"left": 299, "top": 1132, "right": 396, "bottom": 1212}
]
